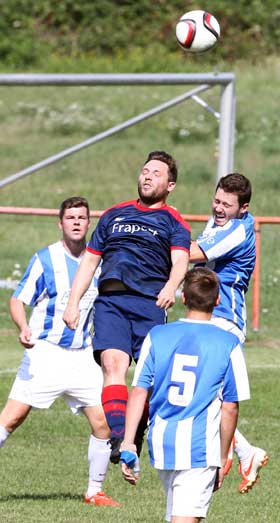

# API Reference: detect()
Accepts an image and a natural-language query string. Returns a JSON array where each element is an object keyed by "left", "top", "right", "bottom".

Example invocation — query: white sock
[
  {"left": 86, "top": 434, "right": 110, "bottom": 497},
  {"left": 234, "top": 428, "right": 253, "bottom": 463},
  {"left": 0, "top": 425, "right": 10, "bottom": 448}
]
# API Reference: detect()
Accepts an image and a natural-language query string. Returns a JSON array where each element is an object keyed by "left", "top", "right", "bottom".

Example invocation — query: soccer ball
[{"left": 176, "top": 10, "right": 220, "bottom": 53}]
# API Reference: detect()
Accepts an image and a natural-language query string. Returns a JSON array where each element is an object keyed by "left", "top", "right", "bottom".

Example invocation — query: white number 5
[{"left": 168, "top": 354, "right": 198, "bottom": 406}]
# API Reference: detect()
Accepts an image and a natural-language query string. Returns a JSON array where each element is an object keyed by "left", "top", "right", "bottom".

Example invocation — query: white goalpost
[{"left": 0, "top": 72, "right": 236, "bottom": 189}]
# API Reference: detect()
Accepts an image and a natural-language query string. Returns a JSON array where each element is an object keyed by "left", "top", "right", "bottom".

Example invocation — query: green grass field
[
  {"left": 0, "top": 58, "right": 279, "bottom": 522},
  {"left": 0, "top": 332, "right": 279, "bottom": 523}
]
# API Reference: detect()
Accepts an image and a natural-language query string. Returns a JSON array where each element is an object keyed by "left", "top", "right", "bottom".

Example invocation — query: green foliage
[{"left": 0, "top": 0, "right": 280, "bottom": 68}]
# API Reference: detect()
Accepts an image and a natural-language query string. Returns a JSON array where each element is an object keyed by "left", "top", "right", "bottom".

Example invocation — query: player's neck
[
  {"left": 138, "top": 198, "right": 166, "bottom": 209},
  {"left": 62, "top": 239, "right": 86, "bottom": 259},
  {"left": 186, "top": 310, "right": 212, "bottom": 321}
]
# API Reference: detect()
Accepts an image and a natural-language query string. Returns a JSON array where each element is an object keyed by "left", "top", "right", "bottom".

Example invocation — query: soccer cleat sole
[{"left": 239, "top": 453, "right": 269, "bottom": 494}]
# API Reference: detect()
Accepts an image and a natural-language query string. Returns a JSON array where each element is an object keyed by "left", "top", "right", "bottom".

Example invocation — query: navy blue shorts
[{"left": 93, "top": 291, "right": 166, "bottom": 364}]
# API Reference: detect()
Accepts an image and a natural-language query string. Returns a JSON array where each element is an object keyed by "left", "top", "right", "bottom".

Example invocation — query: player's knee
[{"left": 101, "top": 350, "right": 129, "bottom": 380}]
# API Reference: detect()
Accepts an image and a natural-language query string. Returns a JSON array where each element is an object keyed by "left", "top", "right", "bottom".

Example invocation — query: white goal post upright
[{"left": 0, "top": 73, "right": 236, "bottom": 188}]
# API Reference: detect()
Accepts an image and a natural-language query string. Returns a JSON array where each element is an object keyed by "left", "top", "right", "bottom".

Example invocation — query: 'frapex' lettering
[{"left": 112, "top": 223, "right": 158, "bottom": 236}]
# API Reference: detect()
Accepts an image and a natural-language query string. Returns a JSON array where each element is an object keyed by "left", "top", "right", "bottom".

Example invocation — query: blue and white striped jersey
[
  {"left": 133, "top": 319, "right": 250, "bottom": 470},
  {"left": 13, "top": 241, "right": 100, "bottom": 349},
  {"left": 196, "top": 212, "right": 256, "bottom": 334}
]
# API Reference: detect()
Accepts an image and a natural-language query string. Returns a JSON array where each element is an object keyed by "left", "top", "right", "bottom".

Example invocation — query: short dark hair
[
  {"left": 216, "top": 173, "right": 252, "bottom": 207},
  {"left": 145, "top": 150, "right": 178, "bottom": 182},
  {"left": 183, "top": 267, "right": 219, "bottom": 313},
  {"left": 59, "top": 196, "right": 90, "bottom": 220}
]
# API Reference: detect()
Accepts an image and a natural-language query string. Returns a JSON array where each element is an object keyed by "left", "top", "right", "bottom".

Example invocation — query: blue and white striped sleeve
[
  {"left": 132, "top": 333, "right": 155, "bottom": 389},
  {"left": 222, "top": 344, "right": 250, "bottom": 402},
  {"left": 197, "top": 220, "right": 246, "bottom": 261},
  {"left": 13, "top": 253, "right": 46, "bottom": 306}
]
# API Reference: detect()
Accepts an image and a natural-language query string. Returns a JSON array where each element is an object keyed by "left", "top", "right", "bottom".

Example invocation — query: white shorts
[
  {"left": 211, "top": 316, "right": 245, "bottom": 345},
  {"left": 158, "top": 466, "right": 217, "bottom": 521},
  {"left": 9, "top": 340, "right": 103, "bottom": 414}
]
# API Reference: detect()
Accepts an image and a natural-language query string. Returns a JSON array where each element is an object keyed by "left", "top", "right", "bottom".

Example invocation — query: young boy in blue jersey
[
  {"left": 0, "top": 197, "right": 119, "bottom": 507},
  {"left": 190, "top": 173, "right": 268, "bottom": 494},
  {"left": 120, "top": 267, "right": 250, "bottom": 523},
  {"left": 63, "top": 151, "right": 191, "bottom": 464}
]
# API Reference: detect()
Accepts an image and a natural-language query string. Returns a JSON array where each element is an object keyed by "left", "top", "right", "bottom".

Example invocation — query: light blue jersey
[
  {"left": 13, "top": 241, "right": 100, "bottom": 349},
  {"left": 196, "top": 212, "right": 256, "bottom": 335},
  {"left": 133, "top": 319, "right": 250, "bottom": 470}
]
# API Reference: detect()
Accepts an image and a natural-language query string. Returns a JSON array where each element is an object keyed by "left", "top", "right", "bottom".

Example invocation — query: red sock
[{"left": 101, "top": 384, "right": 128, "bottom": 439}]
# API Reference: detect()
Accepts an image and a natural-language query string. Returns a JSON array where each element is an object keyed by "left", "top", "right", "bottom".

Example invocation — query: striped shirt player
[
  {"left": 0, "top": 197, "right": 120, "bottom": 506},
  {"left": 190, "top": 175, "right": 268, "bottom": 497},
  {"left": 196, "top": 212, "right": 255, "bottom": 339},
  {"left": 9, "top": 240, "right": 103, "bottom": 411},
  {"left": 13, "top": 240, "right": 100, "bottom": 349},
  {"left": 133, "top": 319, "right": 250, "bottom": 471}
]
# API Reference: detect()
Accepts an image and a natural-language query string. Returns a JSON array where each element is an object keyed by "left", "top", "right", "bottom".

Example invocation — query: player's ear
[
  {"left": 58, "top": 220, "right": 63, "bottom": 231},
  {"left": 239, "top": 202, "right": 249, "bottom": 216},
  {"left": 167, "top": 181, "right": 176, "bottom": 193},
  {"left": 215, "top": 294, "right": 220, "bottom": 306},
  {"left": 181, "top": 290, "right": 186, "bottom": 305}
]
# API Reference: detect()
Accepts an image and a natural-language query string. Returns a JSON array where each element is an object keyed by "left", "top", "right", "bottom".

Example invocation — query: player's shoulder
[
  {"left": 209, "top": 323, "right": 240, "bottom": 346},
  {"left": 36, "top": 241, "right": 61, "bottom": 262},
  {"left": 103, "top": 200, "right": 137, "bottom": 214},
  {"left": 162, "top": 204, "right": 191, "bottom": 230},
  {"left": 149, "top": 319, "right": 187, "bottom": 338}
]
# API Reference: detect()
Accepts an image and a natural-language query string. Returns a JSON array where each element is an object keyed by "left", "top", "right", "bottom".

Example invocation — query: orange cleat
[
  {"left": 84, "top": 491, "right": 121, "bottom": 507},
  {"left": 238, "top": 447, "right": 269, "bottom": 494}
]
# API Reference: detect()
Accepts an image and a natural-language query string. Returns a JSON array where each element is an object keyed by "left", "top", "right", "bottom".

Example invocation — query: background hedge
[{"left": 0, "top": 0, "right": 279, "bottom": 69}]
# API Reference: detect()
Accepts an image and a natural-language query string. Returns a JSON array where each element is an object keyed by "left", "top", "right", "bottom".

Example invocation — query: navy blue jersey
[{"left": 87, "top": 200, "right": 191, "bottom": 297}]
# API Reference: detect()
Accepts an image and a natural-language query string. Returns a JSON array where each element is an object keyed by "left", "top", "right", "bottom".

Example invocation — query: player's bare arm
[
  {"left": 189, "top": 240, "right": 208, "bottom": 263},
  {"left": 217, "top": 401, "right": 239, "bottom": 490},
  {"left": 120, "top": 386, "right": 147, "bottom": 485},
  {"left": 63, "top": 251, "right": 101, "bottom": 330},
  {"left": 156, "top": 249, "right": 189, "bottom": 309},
  {"left": 10, "top": 296, "right": 34, "bottom": 348}
]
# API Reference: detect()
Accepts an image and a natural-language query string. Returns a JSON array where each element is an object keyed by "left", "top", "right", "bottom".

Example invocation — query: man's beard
[{"left": 138, "top": 185, "right": 168, "bottom": 205}]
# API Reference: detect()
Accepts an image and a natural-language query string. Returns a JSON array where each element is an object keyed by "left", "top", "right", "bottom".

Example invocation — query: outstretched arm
[
  {"left": 156, "top": 249, "right": 189, "bottom": 309},
  {"left": 120, "top": 386, "right": 148, "bottom": 485},
  {"left": 10, "top": 296, "right": 34, "bottom": 348},
  {"left": 190, "top": 240, "right": 208, "bottom": 263},
  {"left": 63, "top": 250, "right": 101, "bottom": 329}
]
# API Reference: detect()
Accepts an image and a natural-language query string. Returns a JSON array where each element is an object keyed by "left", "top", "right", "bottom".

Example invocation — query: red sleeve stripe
[
  {"left": 170, "top": 246, "right": 190, "bottom": 253},
  {"left": 86, "top": 246, "right": 103, "bottom": 255}
]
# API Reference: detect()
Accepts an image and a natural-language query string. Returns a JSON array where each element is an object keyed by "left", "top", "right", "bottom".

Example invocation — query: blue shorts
[{"left": 93, "top": 291, "right": 166, "bottom": 364}]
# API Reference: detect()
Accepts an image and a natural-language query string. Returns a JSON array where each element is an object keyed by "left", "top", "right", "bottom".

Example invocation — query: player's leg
[
  {"left": 65, "top": 346, "right": 120, "bottom": 506},
  {"left": 100, "top": 349, "right": 129, "bottom": 462},
  {"left": 131, "top": 295, "right": 166, "bottom": 456},
  {"left": 93, "top": 294, "right": 132, "bottom": 463},
  {"left": 234, "top": 428, "right": 269, "bottom": 494},
  {"left": 0, "top": 399, "right": 31, "bottom": 446},
  {"left": 211, "top": 316, "right": 269, "bottom": 491},
  {"left": 83, "top": 406, "right": 120, "bottom": 507},
  {"left": 1, "top": 340, "right": 61, "bottom": 448}
]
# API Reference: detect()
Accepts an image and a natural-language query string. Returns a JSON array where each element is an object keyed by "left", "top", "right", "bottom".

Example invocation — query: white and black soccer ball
[{"left": 176, "top": 10, "right": 220, "bottom": 53}]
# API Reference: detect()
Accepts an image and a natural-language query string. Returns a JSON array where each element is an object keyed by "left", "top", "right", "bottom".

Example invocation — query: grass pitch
[{"left": 0, "top": 332, "right": 279, "bottom": 523}]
